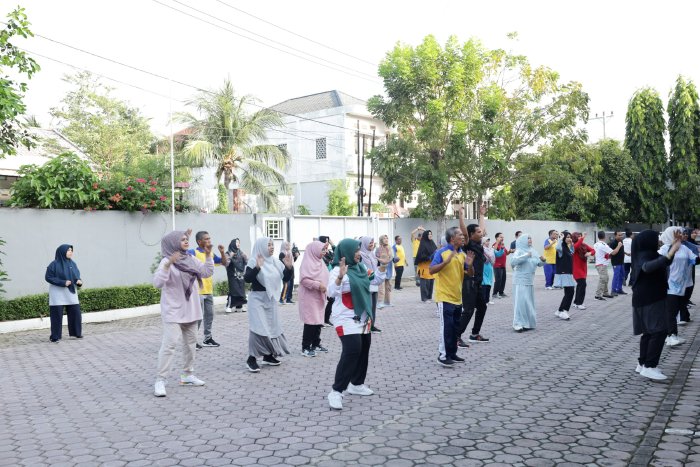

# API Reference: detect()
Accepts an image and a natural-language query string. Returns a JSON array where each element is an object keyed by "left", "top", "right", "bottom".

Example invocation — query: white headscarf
[
  {"left": 359, "top": 236, "right": 377, "bottom": 272},
  {"left": 513, "top": 233, "right": 539, "bottom": 260},
  {"left": 661, "top": 226, "right": 682, "bottom": 246},
  {"left": 247, "top": 237, "right": 285, "bottom": 299}
]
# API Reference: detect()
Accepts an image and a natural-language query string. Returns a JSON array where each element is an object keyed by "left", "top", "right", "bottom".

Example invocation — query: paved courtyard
[{"left": 1, "top": 275, "right": 699, "bottom": 466}]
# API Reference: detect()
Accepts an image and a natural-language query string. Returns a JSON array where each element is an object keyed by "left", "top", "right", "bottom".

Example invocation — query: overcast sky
[{"left": 8, "top": 0, "right": 700, "bottom": 143}]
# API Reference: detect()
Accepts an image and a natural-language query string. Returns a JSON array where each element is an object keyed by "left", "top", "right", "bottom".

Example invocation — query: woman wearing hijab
[
  {"left": 319, "top": 235, "right": 335, "bottom": 326},
  {"left": 375, "top": 235, "right": 394, "bottom": 309},
  {"left": 327, "top": 238, "right": 387, "bottom": 410},
  {"left": 298, "top": 240, "right": 330, "bottom": 357},
  {"left": 153, "top": 229, "right": 214, "bottom": 397},
  {"left": 571, "top": 232, "right": 594, "bottom": 310},
  {"left": 482, "top": 237, "right": 496, "bottom": 306},
  {"left": 415, "top": 230, "right": 437, "bottom": 303},
  {"left": 631, "top": 229, "right": 681, "bottom": 380},
  {"left": 244, "top": 237, "right": 294, "bottom": 372},
  {"left": 45, "top": 244, "right": 84, "bottom": 343},
  {"left": 359, "top": 236, "right": 382, "bottom": 333},
  {"left": 658, "top": 226, "right": 697, "bottom": 347},
  {"left": 553, "top": 231, "right": 576, "bottom": 320},
  {"left": 511, "top": 234, "right": 547, "bottom": 332},
  {"left": 225, "top": 238, "right": 248, "bottom": 313}
]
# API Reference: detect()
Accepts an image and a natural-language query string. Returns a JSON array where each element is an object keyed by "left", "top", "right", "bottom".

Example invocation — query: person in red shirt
[
  {"left": 492, "top": 233, "right": 510, "bottom": 298},
  {"left": 571, "top": 232, "right": 595, "bottom": 310}
]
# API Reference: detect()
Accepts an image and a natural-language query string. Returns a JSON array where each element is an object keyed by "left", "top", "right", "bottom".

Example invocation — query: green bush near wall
[{"left": 0, "top": 282, "right": 231, "bottom": 322}]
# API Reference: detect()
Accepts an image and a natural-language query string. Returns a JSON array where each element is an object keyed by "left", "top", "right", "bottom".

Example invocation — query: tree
[
  {"left": 0, "top": 7, "right": 40, "bottom": 157},
  {"left": 593, "top": 139, "right": 639, "bottom": 227},
  {"left": 667, "top": 76, "right": 700, "bottom": 222},
  {"left": 50, "top": 72, "right": 154, "bottom": 171},
  {"left": 326, "top": 180, "right": 354, "bottom": 216},
  {"left": 624, "top": 88, "right": 667, "bottom": 224},
  {"left": 368, "top": 34, "right": 589, "bottom": 220},
  {"left": 177, "top": 79, "right": 288, "bottom": 211}
]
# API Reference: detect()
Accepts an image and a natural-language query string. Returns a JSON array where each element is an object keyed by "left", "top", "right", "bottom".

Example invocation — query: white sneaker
[
  {"left": 575, "top": 304, "right": 587, "bottom": 310},
  {"left": 666, "top": 335, "right": 684, "bottom": 347},
  {"left": 488, "top": 301, "right": 495, "bottom": 305},
  {"left": 347, "top": 383, "right": 374, "bottom": 396},
  {"left": 180, "top": 374, "right": 205, "bottom": 386},
  {"left": 513, "top": 325, "right": 524, "bottom": 332},
  {"left": 635, "top": 364, "right": 644, "bottom": 373},
  {"left": 545, "top": 287, "right": 554, "bottom": 290},
  {"left": 558, "top": 311, "right": 571, "bottom": 320},
  {"left": 225, "top": 307, "right": 233, "bottom": 313},
  {"left": 678, "top": 320, "right": 688, "bottom": 326},
  {"left": 154, "top": 380, "right": 166, "bottom": 397},
  {"left": 328, "top": 390, "right": 343, "bottom": 410},
  {"left": 640, "top": 366, "right": 667, "bottom": 381},
  {"left": 673, "top": 334, "right": 686, "bottom": 344},
  {"left": 377, "top": 304, "right": 385, "bottom": 309}
]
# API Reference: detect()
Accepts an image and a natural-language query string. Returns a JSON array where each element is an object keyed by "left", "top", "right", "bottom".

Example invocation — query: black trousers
[
  {"left": 419, "top": 278, "right": 434, "bottom": 301},
  {"left": 324, "top": 297, "right": 334, "bottom": 324},
  {"left": 332, "top": 333, "right": 371, "bottom": 392},
  {"left": 394, "top": 266, "right": 404, "bottom": 289},
  {"left": 639, "top": 332, "right": 666, "bottom": 368},
  {"left": 413, "top": 258, "right": 419, "bottom": 285},
  {"left": 682, "top": 286, "right": 692, "bottom": 322},
  {"left": 481, "top": 285, "right": 491, "bottom": 304},
  {"left": 624, "top": 263, "right": 632, "bottom": 283},
  {"left": 302, "top": 324, "right": 322, "bottom": 350},
  {"left": 574, "top": 278, "right": 587, "bottom": 305},
  {"left": 49, "top": 304, "right": 81, "bottom": 341},
  {"left": 459, "top": 278, "right": 488, "bottom": 337},
  {"left": 493, "top": 268, "right": 506, "bottom": 296},
  {"left": 559, "top": 286, "right": 575, "bottom": 311},
  {"left": 666, "top": 294, "right": 682, "bottom": 336},
  {"left": 371, "top": 292, "right": 378, "bottom": 327}
]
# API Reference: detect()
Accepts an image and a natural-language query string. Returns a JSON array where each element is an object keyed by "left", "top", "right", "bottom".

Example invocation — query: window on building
[
  {"left": 316, "top": 138, "right": 327, "bottom": 159},
  {"left": 265, "top": 219, "right": 284, "bottom": 239}
]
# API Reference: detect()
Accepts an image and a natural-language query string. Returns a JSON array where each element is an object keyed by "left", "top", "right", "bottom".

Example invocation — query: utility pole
[
  {"left": 356, "top": 120, "right": 361, "bottom": 217},
  {"left": 367, "top": 130, "right": 376, "bottom": 217},
  {"left": 590, "top": 111, "right": 613, "bottom": 140},
  {"left": 359, "top": 134, "right": 366, "bottom": 216}
]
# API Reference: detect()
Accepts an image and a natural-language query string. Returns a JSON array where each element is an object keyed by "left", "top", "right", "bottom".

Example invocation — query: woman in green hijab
[{"left": 326, "top": 238, "right": 387, "bottom": 410}]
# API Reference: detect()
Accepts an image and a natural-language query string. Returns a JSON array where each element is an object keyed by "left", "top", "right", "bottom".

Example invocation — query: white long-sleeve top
[{"left": 327, "top": 266, "right": 386, "bottom": 335}]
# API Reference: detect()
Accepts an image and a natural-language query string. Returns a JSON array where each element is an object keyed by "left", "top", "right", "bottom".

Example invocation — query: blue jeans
[
  {"left": 544, "top": 264, "right": 556, "bottom": 287},
  {"left": 612, "top": 265, "right": 624, "bottom": 293},
  {"left": 438, "top": 302, "right": 462, "bottom": 360}
]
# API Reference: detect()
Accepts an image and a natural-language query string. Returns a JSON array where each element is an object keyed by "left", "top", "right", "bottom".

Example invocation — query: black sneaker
[
  {"left": 603, "top": 294, "right": 615, "bottom": 298},
  {"left": 499, "top": 293, "right": 508, "bottom": 298},
  {"left": 594, "top": 296, "right": 606, "bottom": 301},
  {"left": 457, "top": 338, "right": 470, "bottom": 348},
  {"left": 371, "top": 327, "right": 383, "bottom": 334},
  {"left": 313, "top": 345, "right": 329, "bottom": 353},
  {"left": 262, "top": 355, "right": 281, "bottom": 366},
  {"left": 617, "top": 291, "right": 628, "bottom": 295},
  {"left": 246, "top": 356, "right": 260, "bottom": 372},
  {"left": 438, "top": 357, "right": 455, "bottom": 367},
  {"left": 286, "top": 300, "right": 295, "bottom": 304},
  {"left": 202, "top": 337, "right": 220, "bottom": 347},
  {"left": 196, "top": 343, "right": 203, "bottom": 350},
  {"left": 469, "top": 334, "right": 490, "bottom": 343},
  {"left": 452, "top": 355, "right": 466, "bottom": 363}
]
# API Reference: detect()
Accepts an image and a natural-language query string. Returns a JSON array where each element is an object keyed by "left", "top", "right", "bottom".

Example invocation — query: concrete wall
[{"left": 0, "top": 209, "right": 254, "bottom": 299}]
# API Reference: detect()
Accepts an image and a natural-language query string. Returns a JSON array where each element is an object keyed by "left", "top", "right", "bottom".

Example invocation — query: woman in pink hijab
[{"left": 298, "top": 240, "right": 330, "bottom": 357}]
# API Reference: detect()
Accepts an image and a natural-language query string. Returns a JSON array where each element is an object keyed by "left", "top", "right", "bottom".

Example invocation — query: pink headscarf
[{"left": 300, "top": 241, "right": 329, "bottom": 286}]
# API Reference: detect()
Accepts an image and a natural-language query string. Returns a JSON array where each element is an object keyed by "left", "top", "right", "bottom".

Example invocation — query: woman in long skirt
[
  {"left": 327, "top": 238, "right": 387, "bottom": 410},
  {"left": 225, "top": 238, "right": 248, "bottom": 313},
  {"left": 553, "top": 231, "right": 576, "bottom": 320},
  {"left": 244, "top": 237, "right": 294, "bottom": 372},
  {"left": 298, "top": 240, "right": 330, "bottom": 357},
  {"left": 45, "top": 244, "right": 84, "bottom": 342},
  {"left": 511, "top": 234, "right": 546, "bottom": 332}
]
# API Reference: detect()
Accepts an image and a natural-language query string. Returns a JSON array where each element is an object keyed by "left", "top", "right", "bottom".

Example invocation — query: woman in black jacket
[
  {"left": 554, "top": 231, "right": 576, "bottom": 320},
  {"left": 225, "top": 238, "right": 248, "bottom": 313}
]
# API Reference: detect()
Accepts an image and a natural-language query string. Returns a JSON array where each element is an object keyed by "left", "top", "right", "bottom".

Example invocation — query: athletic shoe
[
  {"left": 640, "top": 366, "right": 667, "bottom": 381},
  {"left": 278, "top": 300, "right": 285, "bottom": 305},
  {"left": 514, "top": 325, "right": 524, "bottom": 333},
  {"left": 545, "top": 286, "right": 554, "bottom": 290},
  {"left": 246, "top": 356, "right": 260, "bottom": 373},
  {"left": 196, "top": 343, "right": 203, "bottom": 350},
  {"left": 202, "top": 337, "right": 220, "bottom": 347},
  {"left": 457, "top": 338, "right": 470, "bottom": 348},
  {"left": 323, "top": 322, "right": 333, "bottom": 328},
  {"left": 574, "top": 304, "right": 587, "bottom": 310},
  {"left": 688, "top": 300, "right": 695, "bottom": 307},
  {"left": 469, "top": 334, "right": 490, "bottom": 343},
  {"left": 594, "top": 296, "right": 606, "bottom": 301},
  {"left": 498, "top": 293, "right": 508, "bottom": 298},
  {"left": 672, "top": 334, "right": 686, "bottom": 344},
  {"left": 313, "top": 345, "right": 329, "bottom": 353},
  {"left": 286, "top": 300, "right": 295, "bottom": 304},
  {"left": 635, "top": 364, "right": 643, "bottom": 373},
  {"left": 347, "top": 383, "right": 374, "bottom": 396},
  {"left": 50, "top": 338, "right": 60, "bottom": 343},
  {"left": 377, "top": 303, "right": 385, "bottom": 309},
  {"left": 555, "top": 311, "right": 571, "bottom": 320},
  {"left": 665, "top": 335, "right": 683, "bottom": 347},
  {"left": 301, "top": 349, "right": 316, "bottom": 357},
  {"left": 678, "top": 320, "right": 688, "bottom": 326},
  {"left": 488, "top": 301, "right": 495, "bottom": 305},
  {"left": 371, "top": 327, "right": 382, "bottom": 334},
  {"left": 154, "top": 380, "right": 166, "bottom": 397},
  {"left": 383, "top": 303, "right": 393, "bottom": 307},
  {"left": 225, "top": 307, "right": 233, "bottom": 313},
  {"left": 437, "top": 357, "right": 455, "bottom": 367},
  {"left": 617, "top": 290, "right": 628, "bottom": 295},
  {"left": 395, "top": 287, "right": 403, "bottom": 290},
  {"left": 328, "top": 391, "right": 343, "bottom": 410},
  {"left": 180, "top": 374, "right": 205, "bottom": 386},
  {"left": 451, "top": 355, "right": 466, "bottom": 363},
  {"left": 603, "top": 294, "right": 615, "bottom": 298},
  {"left": 262, "top": 355, "right": 281, "bottom": 366}
]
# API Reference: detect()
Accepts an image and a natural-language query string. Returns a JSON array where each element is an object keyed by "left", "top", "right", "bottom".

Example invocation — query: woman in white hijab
[
  {"left": 359, "top": 236, "right": 383, "bottom": 333},
  {"left": 511, "top": 233, "right": 547, "bottom": 332},
  {"left": 243, "top": 237, "right": 294, "bottom": 372},
  {"left": 659, "top": 226, "right": 697, "bottom": 347}
]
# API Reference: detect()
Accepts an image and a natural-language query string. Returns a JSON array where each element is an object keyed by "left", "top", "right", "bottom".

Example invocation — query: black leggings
[
  {"left": 559, "top": 286, "right": 574, "bottom": 311},
  {"left": 332, "top": 333, "right": 371, "bottom": 392},
  {"left": 574, "top": 278, "right": 587, "bottom": 305},
  {"left": 639, "top": 332, "right": 666, "bottom": 368},
  {"left": 666, "top": 295, "right": 682, "bottom": 336},
  {"left": 324, "top": 297, "right": 334, "bottom": 324},
  {"left": 302, "top": 324, "right": 322, "bottom": 350}
]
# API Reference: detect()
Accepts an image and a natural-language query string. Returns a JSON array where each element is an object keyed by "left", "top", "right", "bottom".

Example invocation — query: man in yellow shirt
[
  {"left": 411, "top": 226, "right": 424, "bottom": 286},
  {"left": 188, "top": 231, "right": 228, "bottom": 348},
  {"left": 392, "top": 235, "right": 406, "bottom": 290},
  {"left": 429, "top": 227, "right": 474, "bottom": 368},
  {"left": 543, "top": 230, "right": 559, "bottom": 290}
]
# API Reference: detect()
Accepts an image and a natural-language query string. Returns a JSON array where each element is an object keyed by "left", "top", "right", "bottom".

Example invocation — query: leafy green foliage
[
  {"left": 0, "top": 285, "right": 161, "bottom": 321},
  {"left": 0, "top": 237, "right": 8, "bottom": 296},
  {"left": 368, "top": 35, "right": 589, "bottom": 219},
  {"left": 326, "top": 180, "right": 354, "bottom": 216},
  {"left": 214, "top": 183, "right": 229, "bottom": 214},
  {"left": 667, "top": 76, "right": 700, "bottom": 222},
  {"left": 49, "top": 72, "right": 154, "bottom": 171},
  {"left": 0, "top": 7, "right": 40, "bottom": 157},
  {"left": 214, "top": 281, "right": 229, "bottom": 297},
  {"left": 625, "top": 88, "right": 667, "bottom": 224},
  {"left": 297, "top": 204, "right": 311, "bottom": 215}
]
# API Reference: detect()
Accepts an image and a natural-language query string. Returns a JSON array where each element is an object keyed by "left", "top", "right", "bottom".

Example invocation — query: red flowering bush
[{"left": 94, "top": 177, "right": 188, "bottom": 212}]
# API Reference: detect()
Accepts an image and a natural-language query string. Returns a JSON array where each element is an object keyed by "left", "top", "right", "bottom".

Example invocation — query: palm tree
[{"left": 176, "top": 79, "right": 289, "bottom": 211}]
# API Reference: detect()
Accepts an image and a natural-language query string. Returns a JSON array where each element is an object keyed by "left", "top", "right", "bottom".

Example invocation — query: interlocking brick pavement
[{"left": 1, "top": 275, "right": 698, "bottom": 466}]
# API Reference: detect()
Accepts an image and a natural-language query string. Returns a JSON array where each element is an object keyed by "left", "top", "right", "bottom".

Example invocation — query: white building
[{"left": 267, "top": 90, "right": 392, "bottom": 216}]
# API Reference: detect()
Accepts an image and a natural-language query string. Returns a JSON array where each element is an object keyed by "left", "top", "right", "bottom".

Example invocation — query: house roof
[
  {"left": 269, "top": 90, "right": 367, "bottom": 115},
  {"left": 0, "top": 128, "right": 89, "bottom": 177}
]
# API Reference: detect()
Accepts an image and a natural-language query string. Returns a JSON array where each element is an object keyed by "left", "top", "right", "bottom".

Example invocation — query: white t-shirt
[
  {"left": 594, "top": 241, "right": 613, "bottom": 266},
  {"left": 658, "top": 244, "right": 697, "bottom": 295},
  {"left": 623, "top": 238, "right": 633, "bottom": 264}
]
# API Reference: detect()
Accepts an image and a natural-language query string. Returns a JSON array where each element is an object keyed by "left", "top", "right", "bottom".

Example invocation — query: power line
[
  {"left": 214, "top": 0, "right": 377, "bottom": 68},
  {"left": 151, "top": 0, "right": 380, "bottom": 83}
]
